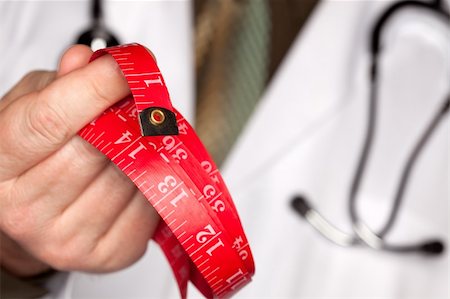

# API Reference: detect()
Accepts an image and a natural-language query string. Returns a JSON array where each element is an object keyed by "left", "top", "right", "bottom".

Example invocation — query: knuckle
[
  {"left": 42, "top": 235, "right": 149, "bottom": 272},
  {"left": 43, "top": 240, "right": 83, "bottom": 270},
  {"left": 43, "top": 234, "right": 97, "bottom": 271},
  {"left": 100, "top": 239, "right": 148, "bottom": 272},
  {"left": 0, "top": 181, "right": 38, "bottom": 240},
  {"left": 0, "top": 180, "right": 12, "bottom": 212},
  {"left": 89, "top": 249, "right": 112, "bottom": 272},
  {"left": 27, "top": 91, "right": 71, "bottom": 147},
  {"left": 42, "top": 245, "right": 70, "bottom": 270},
  {"left": 2, "top": 205, "right": 34, "bottom": 240},
  {"left": 81, "top": 241, "right": 114, "bottom": 272}
]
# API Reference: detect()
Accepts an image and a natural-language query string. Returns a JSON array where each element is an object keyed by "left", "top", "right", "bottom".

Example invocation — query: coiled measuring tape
[{"left": 78, "top": 43, "right": 254, "bottom": 298}]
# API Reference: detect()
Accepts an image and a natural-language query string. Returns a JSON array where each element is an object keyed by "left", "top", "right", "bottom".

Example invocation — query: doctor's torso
[{"left": 0, "top": 1, "right": 448, "bottom": 298}]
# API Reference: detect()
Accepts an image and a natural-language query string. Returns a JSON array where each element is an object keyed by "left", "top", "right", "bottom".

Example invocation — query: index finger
[{"left": 0, "top": 54, "right": 130, "bottom": 180}]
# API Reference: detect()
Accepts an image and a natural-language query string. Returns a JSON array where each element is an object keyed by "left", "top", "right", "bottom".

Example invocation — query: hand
[{"left": 0, "top": 45, "right": 160, "bottom": 277}]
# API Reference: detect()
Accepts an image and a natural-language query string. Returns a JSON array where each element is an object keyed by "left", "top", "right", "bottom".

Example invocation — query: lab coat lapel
[{"left": 222, "top": 1, "right": 376, "bottom": 188}]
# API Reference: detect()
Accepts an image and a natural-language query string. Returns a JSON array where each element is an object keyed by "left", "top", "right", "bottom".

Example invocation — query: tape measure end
[{"left": 139, "top": 107, "right": 179, "bottom": 136}]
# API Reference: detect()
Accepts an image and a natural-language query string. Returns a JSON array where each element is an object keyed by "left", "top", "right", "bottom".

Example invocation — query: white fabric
[
  {"left": 1, "top": 0, "right": 448, "bottom": 298},
  {"left": 223, "top": 1, "right": 449, "bottom": 298}
]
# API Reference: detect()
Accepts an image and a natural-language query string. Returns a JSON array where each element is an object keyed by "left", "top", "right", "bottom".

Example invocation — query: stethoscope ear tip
[
  {"left": 420, "top": 240, "right": 445, "bottom": 255},
  {"left": 291, "top": 195, "right": 312, "bottom": 217}
]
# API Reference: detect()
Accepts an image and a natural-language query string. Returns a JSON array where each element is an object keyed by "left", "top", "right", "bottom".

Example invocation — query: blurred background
[{"left": 0, "top": 0, "right": 448, "bottom": 298}]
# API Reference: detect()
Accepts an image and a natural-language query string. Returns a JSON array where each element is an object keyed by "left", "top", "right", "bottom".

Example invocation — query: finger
[
  {"left": 87, "top": 191, "right": 159, "bottom": 272},
  {"left": 58, "top": 162, "right": 137, "bottom": 243},
  {"left": 0, "top": 45, "right": 92, "bottom": 112},
  {"left": 3, "top": 136, "right": 109, "bottom": 219},
  {"left": 37, "top": 190, "right": 158, "bottom": 272},
  {"left": 0, "top": 54, "right": 130, "bottom": 180},
  {"left": 57, "top": 45, "right": 93, "bottom": 77},
  {"left": 0, "top": 71, "right": 56, "bottom": 112}
]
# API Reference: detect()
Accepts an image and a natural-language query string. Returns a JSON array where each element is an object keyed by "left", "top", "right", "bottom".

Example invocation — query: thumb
[{"left": 57, "top": 45, "right": 93, "bottom": 77}]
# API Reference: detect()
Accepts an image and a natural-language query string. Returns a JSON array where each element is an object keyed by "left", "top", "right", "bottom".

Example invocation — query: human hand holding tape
[{"left": 0, "top": 43, "right": 254, "bottom": 298}]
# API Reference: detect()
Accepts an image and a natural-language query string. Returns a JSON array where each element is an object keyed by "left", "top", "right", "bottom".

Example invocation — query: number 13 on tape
[{"left": 78, "top": 43, "right": 255, "bottom": 298}]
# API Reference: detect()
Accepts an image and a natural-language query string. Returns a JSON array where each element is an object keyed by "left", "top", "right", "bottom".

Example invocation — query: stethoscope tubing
[{"left": 292, "top": 0, "right": 449, "bottom": 256}]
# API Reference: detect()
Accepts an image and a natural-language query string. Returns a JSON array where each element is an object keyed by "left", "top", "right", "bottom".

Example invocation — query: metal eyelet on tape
[{"left": 78, "top": 43, "right": 255, "bottom": 298}]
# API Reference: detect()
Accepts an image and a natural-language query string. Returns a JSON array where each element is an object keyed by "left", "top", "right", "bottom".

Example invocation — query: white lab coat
[
  {"left": 0, "top": 0, "right": 448, "bottom": 298},
  {"left": 222, "top": 1, "right": 449, "bottom": 298}
]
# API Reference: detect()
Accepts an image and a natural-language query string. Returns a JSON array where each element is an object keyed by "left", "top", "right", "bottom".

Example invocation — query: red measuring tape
[{"left": 78, "top": 43, "right": 254, "bottom": 298}]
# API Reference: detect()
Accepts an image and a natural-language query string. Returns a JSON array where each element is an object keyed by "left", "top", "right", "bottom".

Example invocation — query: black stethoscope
[
  {"left": 75, "top": 0, "right": 120, "bottom": 50},
  {"left": 292, "top": 0, "right": 449, "bottom": 256}
]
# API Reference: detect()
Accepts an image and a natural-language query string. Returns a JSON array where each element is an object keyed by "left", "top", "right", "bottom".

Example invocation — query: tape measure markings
[{"left": 79, "top": 43, "right": 254, "bottom": 298}]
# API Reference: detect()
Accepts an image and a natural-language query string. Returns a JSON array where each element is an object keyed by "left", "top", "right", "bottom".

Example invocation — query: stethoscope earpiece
[
  {"left": 290, "top": 195, "right": 311, "bottom": 217},
  {"left": 420, "top": 240, "right": 445, "bottom": 255}
]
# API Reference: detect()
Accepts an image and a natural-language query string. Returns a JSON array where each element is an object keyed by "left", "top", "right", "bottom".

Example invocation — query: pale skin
[{"left": 0, "top": 45, "right": 160, "bottom": 277}]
